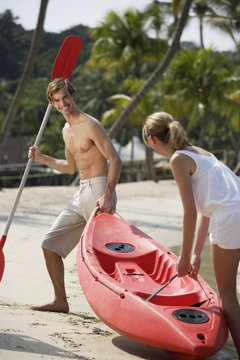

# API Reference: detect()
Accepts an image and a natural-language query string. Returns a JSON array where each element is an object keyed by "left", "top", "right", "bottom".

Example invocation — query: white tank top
[{"left": 175, "top": 150, "right": 240, "bottom": 216}]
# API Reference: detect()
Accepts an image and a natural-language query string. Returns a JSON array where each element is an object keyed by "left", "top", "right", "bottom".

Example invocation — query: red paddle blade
[
  {"left": 0, "top": 235, "right": 6, "bottom": 252},
  {"left": 0, "top": 252, "right": 4, "bottom": 282},
  {"left": 0, "top": 235, "right": 6, "bottom": 282},
  {"left": 51, "top": 35, "right": 83, "bottom": 80}
]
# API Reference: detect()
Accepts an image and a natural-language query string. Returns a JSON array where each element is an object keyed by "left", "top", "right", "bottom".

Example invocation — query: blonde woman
[{"left": 142, "top": 111, "right": 240, "bottom": 357}]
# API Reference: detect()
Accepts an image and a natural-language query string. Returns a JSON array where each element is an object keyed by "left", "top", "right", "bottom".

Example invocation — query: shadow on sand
[
  {"left": 112, "top": 335, "right": 172, "bottom": 360},
  {"left": 0, "top": 332, "right": 90, "bottom": 360}
]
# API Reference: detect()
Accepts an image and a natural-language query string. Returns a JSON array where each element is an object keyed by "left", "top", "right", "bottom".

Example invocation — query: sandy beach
[{"left": 0, "top": 180, "right": 237, "bottom": 359}]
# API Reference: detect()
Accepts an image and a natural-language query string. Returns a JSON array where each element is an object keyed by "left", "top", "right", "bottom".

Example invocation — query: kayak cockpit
[{"left": 110, "top": 260, "right": 207, "bottom": 306}]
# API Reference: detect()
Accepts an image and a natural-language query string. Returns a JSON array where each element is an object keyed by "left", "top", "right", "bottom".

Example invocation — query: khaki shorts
[{"left": 42, "top": 177, "right": 117, "bottom": 258}]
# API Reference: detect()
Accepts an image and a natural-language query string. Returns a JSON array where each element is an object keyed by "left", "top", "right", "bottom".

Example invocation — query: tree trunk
[
  {"left": 108, "top": 0, "right": 193, "bottom": 139},
  {"left": 199, "top": 17, "right": 204, "bottom": 48},
  {"left": 130, "top": 136, "right": 134, "bottom": 162},
  {"left": 145, "top": 146, "right": 158, "bottom": 182},
  {"left": 0, "top": 0, "right": 49, "bottom": 158}
]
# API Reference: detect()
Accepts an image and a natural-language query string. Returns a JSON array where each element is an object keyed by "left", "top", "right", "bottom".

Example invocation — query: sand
[{"left": 0, "top": 180, "right": 236, "bottom": 359}]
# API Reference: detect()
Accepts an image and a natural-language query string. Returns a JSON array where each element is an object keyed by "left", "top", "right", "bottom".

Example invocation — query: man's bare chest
[{"left": 64, "top": 132, "right": 94, "bottom": 154}]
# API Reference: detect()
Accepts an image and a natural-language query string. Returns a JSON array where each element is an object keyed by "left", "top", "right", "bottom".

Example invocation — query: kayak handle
[
  {"left": 91, "top": 207, "right": 115, "bottom": 218},
  {"left": 145, "top": 274, "right": 177, "bottom": 302}
]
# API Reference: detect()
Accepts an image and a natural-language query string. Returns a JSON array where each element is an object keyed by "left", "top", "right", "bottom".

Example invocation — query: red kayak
[{"left": 77, "top": 209, "right": 228, "bottom": 360}]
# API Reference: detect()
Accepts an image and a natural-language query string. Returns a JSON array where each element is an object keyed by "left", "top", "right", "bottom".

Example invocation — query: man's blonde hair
[{"left": 46, "top": 78, "right": 76, "bottom": 102}]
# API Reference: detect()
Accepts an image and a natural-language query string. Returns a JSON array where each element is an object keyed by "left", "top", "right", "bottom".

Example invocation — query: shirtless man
[{"left": 28, "top": 78, "right": 122, "bottom": 313}]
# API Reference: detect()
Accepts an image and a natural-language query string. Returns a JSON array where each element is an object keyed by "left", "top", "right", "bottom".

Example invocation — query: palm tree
[
  {"left": 191, "top": 0, "right": 239, "bottom": 49},
  {"left": 207, "top": 0, "right": 240, "bottom": 46},
  {"left": 143, "top": 0, "right": 171, "bottom": 40},
  {"left": 192, "top": 1, "right": 213, "bottom": 48},
  {"left": 108, "top": 0, "right": 193, "bottom": 139},
  {"left": 160, "top": 47, "right": 240, "bottom": 164},
  {"left": 157, "top": 0, "right": 239, "bottom": 50},
  {"left": 161, "top": 49, "right": 232, "bottom": 128},
  {"left": 0, "top": 0, "right": 49, "bottom": 157},
  {"left": 88, "top": 7, "right": 168, "bottom": 78}
]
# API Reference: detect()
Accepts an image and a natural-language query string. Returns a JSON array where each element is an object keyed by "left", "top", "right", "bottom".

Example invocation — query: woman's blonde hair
[
  {"left": 46, "top": 78, "right": 76, "bottom": 102},
  {"left": 142, "top": 112, "right": 190, "bottom": 151}
]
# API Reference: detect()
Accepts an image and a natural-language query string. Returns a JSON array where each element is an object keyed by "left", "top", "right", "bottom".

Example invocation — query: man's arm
[
  {"left": 28, "top": 146, "right": 76, "bottom": 174},
  {"left": 90, "top": 122, "right": 122, "bottom": 212}
]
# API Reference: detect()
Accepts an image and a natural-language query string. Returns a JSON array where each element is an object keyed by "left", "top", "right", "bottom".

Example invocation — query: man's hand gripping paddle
[{"left": 0, "top": 35, "right": 83, "bottom": 282}]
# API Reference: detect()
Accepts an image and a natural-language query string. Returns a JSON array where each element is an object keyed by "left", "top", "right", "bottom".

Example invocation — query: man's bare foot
[{"left": 31, "top": 301, "right": 69, "bottom": 314}]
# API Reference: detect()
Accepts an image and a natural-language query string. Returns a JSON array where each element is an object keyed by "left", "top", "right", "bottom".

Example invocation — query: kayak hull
[{"left": 77, "top": 210, "right": 228, "bottom": 359}]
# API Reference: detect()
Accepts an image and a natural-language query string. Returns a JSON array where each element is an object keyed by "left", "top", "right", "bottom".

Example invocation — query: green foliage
[
  {"left": 88, "top": 8, "right": 168, "bottom": 77},
  {"left": 35, "top": 111, "right": 66, "bottom": 157},
  {"left": 160, "top": 48, "right": 240, "bottom": 148},
  {"left": 0, "top": 4, "right": 240, "bottom": 166},
  {"left": 0, "top": 10, "right": 31, "bottom": 79},
  {"left": 101, "top": 77, "right": 162, "bottom": 146},
  {"left": 73, "top": 67, "right": 124, "bottom": 119},
  {"left": 0, "top": 80, "right": 13, "bottom": 124},
  {"left": 0, "top": 10, "right": 93, "bottom": 140},
  {"left": 0, "top": 10, "right": 93, "bottom": 81},
  {"left": 13, "top": 78, "right": 49, "bottom": 136}
]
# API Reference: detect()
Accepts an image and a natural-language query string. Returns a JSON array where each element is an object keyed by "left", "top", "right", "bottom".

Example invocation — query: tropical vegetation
[{"left": 0, "top": 0, "right": 239, "bottom": 186}]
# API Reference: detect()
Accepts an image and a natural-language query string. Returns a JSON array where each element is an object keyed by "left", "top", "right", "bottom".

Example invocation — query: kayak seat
[
  {"left": 112, "top": 261, "right": 205, "bottom": 306},
  {"left": 112, "top": 261, "right": 158, "bottom": 291}
]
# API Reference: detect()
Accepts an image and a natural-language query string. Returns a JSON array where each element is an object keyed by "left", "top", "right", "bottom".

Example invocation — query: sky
[{"left": 0, "top": 0, "right": 236, "bottom": 51}]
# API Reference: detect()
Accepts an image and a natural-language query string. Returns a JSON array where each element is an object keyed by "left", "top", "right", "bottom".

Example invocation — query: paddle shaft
[
  {"left": 145, "top": 274, "right": 177, "bottom": 302},
  {"left": 2, "top": 103, "right": 52, "bottom": 237}
]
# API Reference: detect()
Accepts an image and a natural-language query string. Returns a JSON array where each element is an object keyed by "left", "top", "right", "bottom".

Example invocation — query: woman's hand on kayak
[
  {"left": 189, "top": 254, "right": 201, "bottom": 279},
  {"left": 176, "top": 255, "right": 191, "bottom": 277}
]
